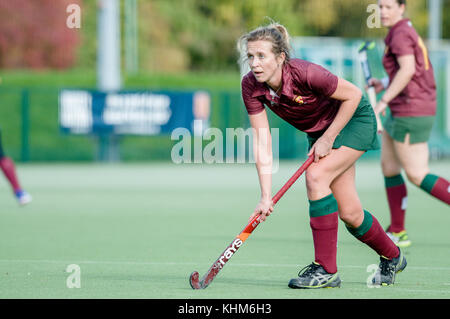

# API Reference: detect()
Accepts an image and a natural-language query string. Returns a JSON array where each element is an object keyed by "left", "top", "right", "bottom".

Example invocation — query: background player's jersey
[{"left": 383, "top": 19, "right": 436, "bottom": 117}]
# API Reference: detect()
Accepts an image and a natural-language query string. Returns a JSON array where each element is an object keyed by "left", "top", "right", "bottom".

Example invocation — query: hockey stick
[
  {"left": 189, "top": 154, "right": 314, "bottom": 289},
  {"left": 358, "top": 41, "right": 383, "bottom": 133}
]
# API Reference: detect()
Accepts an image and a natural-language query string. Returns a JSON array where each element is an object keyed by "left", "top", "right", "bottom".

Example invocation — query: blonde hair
[{"left": 237, "top": 20, "right": 291, "bottom": 66}]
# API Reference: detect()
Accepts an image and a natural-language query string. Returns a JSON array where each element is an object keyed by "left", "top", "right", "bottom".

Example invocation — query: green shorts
[
  {"left": 307, "top": 97, "right": 380, "bottom": 152},
  {"left": 383, "top": 114, "right": 435, "bottom": 144}
]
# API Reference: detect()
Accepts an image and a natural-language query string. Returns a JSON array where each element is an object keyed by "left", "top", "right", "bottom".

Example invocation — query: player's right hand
[
  {"left": 249, "top": 198, "right": 274, "bottom": 222},
  {"left": 366, "top": 78, "right": 384, "bottom": 94}
]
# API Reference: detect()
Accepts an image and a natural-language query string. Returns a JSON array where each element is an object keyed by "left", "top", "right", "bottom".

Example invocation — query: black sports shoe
[
  {"left": 288, "top": 262, "right": 341, "bottom": 289},
  {"left": 372, "top": 248, "right": 407, "bottom": 286}
]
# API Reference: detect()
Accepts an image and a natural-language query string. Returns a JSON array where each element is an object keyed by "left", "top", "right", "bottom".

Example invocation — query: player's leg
[
  {"left": 0, "top": 129, "right": 21, "bottom": 193},
  {"left": 381, "top": 131, "right": 410, "bottom": 246},
  {"left": 0, "top": 129, "right": 32, "bottom": 205},
  {"left": 332, "top": 164, "right": 406, "bottom": 285},
  {"left": 289, "top": 146, "right": 363, "bottom": 289},
  {"left": 306, "top": 145, "right": 364, "bottom": 267},
  {"left": 394, "top": 134, "right": 449, "bottom": 205},
  {"left": 333, "top": 164, "right": 398, "bottom": 258}
]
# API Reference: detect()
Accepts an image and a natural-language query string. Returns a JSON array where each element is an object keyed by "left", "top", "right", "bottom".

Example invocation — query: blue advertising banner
[{"left": 59, "top": 89, "right": 210, "bottom": 135}]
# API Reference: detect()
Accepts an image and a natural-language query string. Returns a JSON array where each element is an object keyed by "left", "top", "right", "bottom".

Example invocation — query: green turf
[{"left": 0, "top": 160, "right": 449, "bottom": 299}]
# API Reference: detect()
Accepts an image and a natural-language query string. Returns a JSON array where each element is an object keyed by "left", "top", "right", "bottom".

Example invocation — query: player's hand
[
  {"left": 367, "top": 78, "right": 384, "bottom": 94},
  {"left": 374, "top": 100, "right": 388, "bottom": 117},
  {"left": 308, "top": 135, "right": 334, "bottom": 163},
  {"left": 249, "top": 198, "right": 273, "bottom": 222}
]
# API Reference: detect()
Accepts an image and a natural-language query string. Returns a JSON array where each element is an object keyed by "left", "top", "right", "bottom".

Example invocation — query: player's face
[
  {"left": 247, "top": 40, "right": 284, "bottom": 86},
  {"left": 378, "top": 0, "right": 405, "bottom": 27}
]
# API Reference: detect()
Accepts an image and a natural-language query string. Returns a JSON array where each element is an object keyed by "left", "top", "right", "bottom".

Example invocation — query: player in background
[
  {"left": 369, "top": 0, "right": 449, "bottom": 248},
  {"left": 0, "top": 129, "right": 32, "bottom": 205},
  {"left": 238, "top": 21, "right": 406, "bottom": 288}
]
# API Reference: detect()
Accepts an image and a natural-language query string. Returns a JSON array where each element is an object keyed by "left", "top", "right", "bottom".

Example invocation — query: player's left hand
[
  {"left": 249, "top": 198, "right": 274, "bottom": 222},
  {"left": 308, "top": 135, "right": 334, "bottom": 163},
  {"left": 374, "top": 100, "right": 388, "bottom": 117}
]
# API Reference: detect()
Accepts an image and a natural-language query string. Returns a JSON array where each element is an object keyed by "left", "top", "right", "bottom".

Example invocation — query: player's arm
[
  {"left": 249, "top": 110, "right": 273, "bottom": 221},
  {"left": 374, "top": 54, "right": 415, "bottom": 115},
  {"left": 309, "top": 77, "right": 362, "bottom": 162}
]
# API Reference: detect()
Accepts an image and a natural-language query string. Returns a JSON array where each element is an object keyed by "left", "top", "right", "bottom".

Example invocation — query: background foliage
[
  {"left": 0, "top": 0, "right": 81, "bottom": 69},
  {"left": 0, "top": 0, "right": 449, "bottom": 72}
]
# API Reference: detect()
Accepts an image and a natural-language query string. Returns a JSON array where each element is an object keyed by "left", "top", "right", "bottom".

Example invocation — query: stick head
[
  {"left": 189, "top": 271, "right": 202, "bottom": 289},
  {"left": 358, "top": 41, "right": 376, "bottom": 53}
]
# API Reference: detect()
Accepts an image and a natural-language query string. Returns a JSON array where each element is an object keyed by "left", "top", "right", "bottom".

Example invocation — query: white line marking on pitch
[{"left": 0, "top": 259, "right": 449, "bottom": 271}]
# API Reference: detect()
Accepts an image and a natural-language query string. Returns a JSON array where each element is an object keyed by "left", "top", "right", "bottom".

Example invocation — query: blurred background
[{"left": 0, "top": 0, "right": 449, "bottom": 163}]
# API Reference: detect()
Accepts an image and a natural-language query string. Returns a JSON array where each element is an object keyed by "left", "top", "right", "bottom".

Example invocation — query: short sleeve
[
  {"left": 306, "top": 63, "right": 338, "bottom": 97},
  {"left": 389, "top": 31, "right": 415, "bottom": 57},
  {"left": 241, "top": 75, "right": 265, "bottom": 115}
]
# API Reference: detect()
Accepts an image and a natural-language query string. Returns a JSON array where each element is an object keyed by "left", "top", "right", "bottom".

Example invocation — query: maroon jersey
[
  {"left": 383, "top": 19, "right": 436, "bottom": 117},
  {"left": 241, "top": 59, "right": 341, "bottom": 138}
]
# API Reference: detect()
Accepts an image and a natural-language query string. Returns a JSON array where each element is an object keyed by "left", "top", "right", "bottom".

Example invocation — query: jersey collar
[
  {"left": 390, "top": 18, "right": 410, "bottom": 33},
  {"left": 250, "top": 62, "right": 293, "bottom": 98}
]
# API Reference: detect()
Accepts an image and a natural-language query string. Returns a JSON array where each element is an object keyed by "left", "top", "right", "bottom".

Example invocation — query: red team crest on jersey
[{"left": 293, "top": 95, "right": 304, "bottom": 104}]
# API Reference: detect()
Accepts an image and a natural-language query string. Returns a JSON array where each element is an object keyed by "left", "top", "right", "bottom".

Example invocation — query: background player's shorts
[
  {"left": 383, "top": 114, "right": 435, "bottom": 144},
  {"left": 307, "top": 97, "right": 380, "bottom": 152}
]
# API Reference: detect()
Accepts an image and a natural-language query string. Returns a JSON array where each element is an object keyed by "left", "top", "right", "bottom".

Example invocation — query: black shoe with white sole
[
  {"left": 372, "top": 247, "right": 407, "bottom": 286},
  {"left": 288, "top": 262, "right": 341, "bottom": 289}
]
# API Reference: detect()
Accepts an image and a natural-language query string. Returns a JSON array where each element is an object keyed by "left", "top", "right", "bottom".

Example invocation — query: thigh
[
  {"left": 393, "top": 134, "right": 429, "bottom": 183},
  {"left": 312, "top": 145, "right": 364, "bottom": 177},
  {"left": 330, "top": 165, "right": 364, "bottom": 227},
  {"left": 306, "top": 146, "right": 364, "bottom": 199},
  {"left": 381, "top": 130, "right": 402, "bottom": 176}
]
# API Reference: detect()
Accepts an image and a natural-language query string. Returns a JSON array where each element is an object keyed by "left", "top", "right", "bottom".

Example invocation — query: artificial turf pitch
[{"left": 0, "top": 160, "right": 449, "bottom": 299}]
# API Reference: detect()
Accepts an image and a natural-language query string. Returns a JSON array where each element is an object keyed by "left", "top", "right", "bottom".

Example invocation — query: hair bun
[
  {"left": 237, "top": 18, "right": 292, "bottom": 67},
  {"left": 271, "top": 23, "right": 290, "bottom": 43}
]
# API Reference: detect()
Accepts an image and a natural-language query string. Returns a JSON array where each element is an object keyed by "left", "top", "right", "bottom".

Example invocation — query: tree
[{"left": 0, "top": 0, "right": 81, "bottom": 69}]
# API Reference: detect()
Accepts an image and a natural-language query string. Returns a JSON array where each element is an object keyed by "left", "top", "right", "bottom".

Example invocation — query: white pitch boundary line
[
  {"left": 0, "top": 259, "right": 450, "bottom": 271},
  {"left": 0, "top": 259, "right": 196, "bottom": 266}
]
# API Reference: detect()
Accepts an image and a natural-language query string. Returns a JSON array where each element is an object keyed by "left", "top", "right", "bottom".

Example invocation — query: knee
[
  {"left": 339, "top": 206, "right": 363, "bottom": 227},
  {"left": 305, "top": 167, "right": 329, "bottom": 193},
  {"left": 405, "top": 170, "right": 427, "bottom": 186}
]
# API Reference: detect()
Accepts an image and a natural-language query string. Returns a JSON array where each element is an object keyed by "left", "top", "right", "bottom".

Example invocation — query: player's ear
[
  {"left": 277, "top": 52, "right": 286, "bottom": 67},
  {"left": 398, "top": 1, "right": 406, "bottom": 15}
]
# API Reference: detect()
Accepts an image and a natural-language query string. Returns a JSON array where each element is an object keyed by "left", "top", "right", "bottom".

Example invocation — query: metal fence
[
  {"left": 0, "top": 86, "right": 310, "bottom": 162},
  {"left": 1, "top": 38, "right": 449, "bottom": 162}
]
